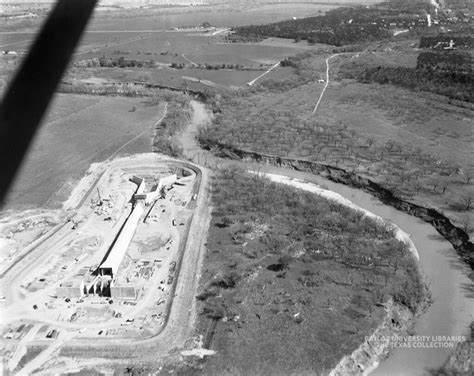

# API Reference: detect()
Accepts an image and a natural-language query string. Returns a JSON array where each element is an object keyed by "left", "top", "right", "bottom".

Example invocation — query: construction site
[{"left": 0, "top": 154, "right": 208, "bottom": 373}]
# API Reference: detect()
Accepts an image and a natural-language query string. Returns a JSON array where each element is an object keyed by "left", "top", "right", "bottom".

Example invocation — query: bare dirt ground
[{"left": 0, "top": 153, "right": 212, "bottom": 375}]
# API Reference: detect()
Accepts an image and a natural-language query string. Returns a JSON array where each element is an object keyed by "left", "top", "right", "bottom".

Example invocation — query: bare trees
[
  {"left": 462, "top": 169, "right": 474, "bottom": 184},
  {"left": 460, "top": 192, "right": 474, "bottom": 211}
]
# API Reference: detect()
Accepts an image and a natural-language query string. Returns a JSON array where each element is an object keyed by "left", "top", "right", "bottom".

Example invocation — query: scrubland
[
  {"left": 188, "top": 168, "right": 426, "bottom": 375},
  {"left": 199, "top": 48, "right": 474, "bottom": 241}
]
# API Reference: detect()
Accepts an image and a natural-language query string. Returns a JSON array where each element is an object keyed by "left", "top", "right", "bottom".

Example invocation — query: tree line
[
  {"left": 98, "top": 56, "right": 155, "bottom": 68},
  {"left": 226, "top": 5, "right": 429, "bottom": 46},
  {"left": 340, "top": 49, "right": 473, "bottom": 102}
]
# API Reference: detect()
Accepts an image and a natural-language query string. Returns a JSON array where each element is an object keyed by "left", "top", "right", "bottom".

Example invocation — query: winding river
[
  {"left": 261, "top": 166, "right": 473, "bottom": 375},
  {"left": 187, "top": 100, "right": 473, "bottom": 375}
]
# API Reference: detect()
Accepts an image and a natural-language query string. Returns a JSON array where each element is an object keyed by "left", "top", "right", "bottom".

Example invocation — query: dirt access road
[
  {"left": 21, "top": 102, "right": 219, "bottom": 373},
  {"left": 2, "top": 155, "right": 212, "bottom": 374},
  {"left": 247, "top": 60, "right": 281, "bottom": 86},
  {"left": 312, "top": 50, "right": 370, "bottom": 115},
  {"left": 312, "top": 53, "right": 340, "bottom": 115},
  {"left": 55, "top": 157, "right": 212, "bottom": 361}
]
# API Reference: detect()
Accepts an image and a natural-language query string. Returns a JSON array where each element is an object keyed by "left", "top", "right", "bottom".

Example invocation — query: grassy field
[
  {"left": 2, "top": 93, "right": 165, "bottom": 212},
  {"left": 73, "top": 31, "right": 307, "bottom": 64},
  {"left": 0, "top": 56, "right": 19, "bottom": 95},
  {"left": 83, "top": 3, "right": 340, "bottom": 31},
  {"left": 2, "top": 1, "right": 379, "bottom": 35},
  {"left": 188, "top": 168, "right": 425, "bottom": 375},
  {"left": 69, "top": 66, "right": 264, "bottom": 90},
  {"left": 199, "top": 48, "right": 474, "bottom": 237},
  {"left": 0, "top": 4, "right": 321, "bottom": 96},
  {"left": 336, "top": 43, "right": 420, "bottom": 72},
  {"left": 0, "top": 1, "right": 337, "bottom": 51}
]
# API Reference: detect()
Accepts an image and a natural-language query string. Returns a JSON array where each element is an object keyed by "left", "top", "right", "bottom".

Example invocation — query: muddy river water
[
  {"left": 187, "top": 100, "right": 473, "bottom": 374},
  {"left": 256, "top": 166, "right": 473, "bottom": 375},
  {"left": 182, "top": 99, "right": 473, "bottom": 374}
]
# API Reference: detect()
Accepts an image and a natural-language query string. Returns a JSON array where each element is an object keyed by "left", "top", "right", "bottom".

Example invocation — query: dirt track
[
  {"left": 0, "top": 100, "right": 217, "bottom": 374},
  {"left": 312, "top": 53, "right": 339, "bottom": 115},
  {"left": 1, "top": 153, "right": 212, "bottom": 374},
  {"left": 247, "top": 60, "right": 281, "bottom": 86}
]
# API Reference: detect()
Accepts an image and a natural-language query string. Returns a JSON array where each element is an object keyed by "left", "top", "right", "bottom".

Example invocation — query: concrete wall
[
  {"left": 131, "top": 176, "right": 145, "bottom": 195},
  {"left": 157, "top": 174, "right": 177, "bottom": 193},
  {"left": 99, "top": 202, "right": 144, "bottom": 277},
  {"left": 111, "top": 286, "right": 137, "bottom": 300},
  {"left": 56, "top": 286, "right": 82, "bottom": 299},
  {"left": 145, "top": 174, "right": 176, "bottom": 204}
]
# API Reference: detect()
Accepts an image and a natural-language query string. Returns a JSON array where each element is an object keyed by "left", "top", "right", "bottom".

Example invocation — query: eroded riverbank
[
  {"left": 257, "top": 172, "right": 430, "bottom": 375},
  {"left": 199, "top": 139, "right": 474, "bottom": 270},
  {"left": 183, "top": 101, "right": 473, "bottom": 375}
]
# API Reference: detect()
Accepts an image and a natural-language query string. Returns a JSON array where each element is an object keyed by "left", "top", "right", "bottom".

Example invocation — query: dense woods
[
  {"left": 227, "top": 6, "right": 429, "bottom": 46},
  {"left": 343, "top": 66, "right": 473, "bottom": 102},
  {"left": 417, "top": 50, "right": 473, "bottom": 73}
]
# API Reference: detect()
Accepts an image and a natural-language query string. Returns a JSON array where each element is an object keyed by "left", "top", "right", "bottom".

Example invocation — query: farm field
[
  {"left": 1, "top": 35, "right": 307, "bottom": 96},
  {"left": 68, "top": 66, "right": 274, "bottom": 90},
  {"left": 0, "top": 33, "right": 34, "bottom": 50},
  {"left": 1, "top": 94, "right": 165, "bottom": 212},
  {"left": 72, "top": 31, "right": 306, "bottom": 66},
  {"left": 0, "top": 0, "right": 335, "bottom": 68},
  {"left": 1, "top": 32, "right": 310, "bottom": 94},
  {"left": 84, "top": 3, "right": 338, "bottom": 32},
  {"left": 186, "top": 42, "right": 304, "bottom": 66},
  {"left": 73, "top": 31, "right": 213, "bottom": 63},
  {"left": 0, "top": 1, "right": 341, "bottom": 43}
]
